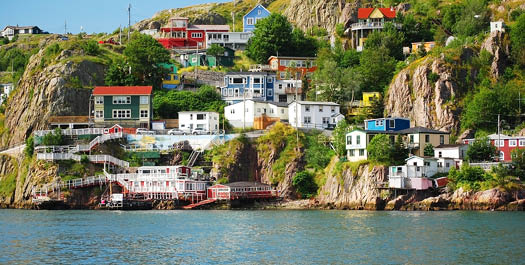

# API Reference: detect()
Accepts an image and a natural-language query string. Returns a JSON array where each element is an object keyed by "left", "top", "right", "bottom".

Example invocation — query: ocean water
[{"left": 0, "top": 210, "right": 524, "bottom": 264}]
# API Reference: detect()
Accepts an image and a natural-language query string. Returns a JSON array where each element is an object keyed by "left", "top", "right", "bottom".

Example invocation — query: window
[
  {"left": 495, "top": 140, "right": 505, "bottom": 147},
  {"left": 520, "top": 139, "right": 525, "bottom": 147},
  {"left": 509, "top": 140, "right": 517, "bottom": 147},
  {"left": 304, "top": 116, "right": 311, "bottom": 124},
  {"left": 322, "top": 117, "right": 329, "bottom": 124},
  {"left": 112, "top": 109, "right": 131, "bottom": 119},
  {"left": 446, "top": 162, "right": 450, "bottom": 168},
  {"left": 438, "top": 162, "right": 443, "bottom": 168},
  {"left": 281, "top": 109, "right": 284, "bottom": 114},
  {"left": 305, "top": 106, "right": 310, "bottom": 112},
  {"left": 140, "top": 96, "right": 149, "bottom": 105},
  {"left": 410, "top": 135, "right": 414, "bottom": 143},
  {"left": 191, "top": 32, "right": 202, "bottom": 38},
  {"left": 268, "top": 89, "right": 273, "bottom": 96},
  {"left": 95, "top": 96, "right": 103, "bottom": 104},
  {"left": 347, "top": 136, "right": 352, "bottom": 145},
  {"left": 192, "top": 57, "right": 198, "bottom": 63},
  {"left": 232, "top": 78, "right": 244, "bottom": 84},
  {"left": 425, "top": 134, "right": 430, "bottom": 142},
  {"left": 140, "top": 110, "right": 148, "bottom": 118},
  {"left": 253, "top": 77, "right": 261, "bottom": 84},
  {"left": 349, "top": 150, "right": 355, "bottom": 156},
  {"left": 499, "top": 151, "right": 504, "bottom": 160},
  {"left": 113, "top": 96, "right": 131, "bottom": 104},
  {"left": 247, "top": 18, "right": 254, "bottom": 25},
  {"left": 270, "top": 108, "right": 274, "bottom": 114},
  {"left": 357, "top": 135, "right": 361, "bottom": 145},
  {"left": 258, "top": 9, "right": 262, "bottom": 15},
  {"left": 257, "top": 108, "right": 261, "bottom": 113},
  {"left": 267, "top": 77, "right": 273, "bottom": 83},
  {"left": 95, "top": 110, "right": 103, "bottom": 118},
  {"left": 375, "top": 120, "right": 384, "bottom": 126},
  {"left": 438, "top": 151, "right": 442, "bottom": 158},
  {"left": 331, "top": 106, "right": 335, "bottom": 113},
  {"left": 197, "top": 114, "right": 206, "bottom": 120},
  {"left": 440, "top": 135, "right": 445, "bottom": 145},
  {"left": 359, "top": 149, "right": 364, "bottom": 156},
  {"left": 389, "top": 119, "right": 395, "bottom": 128},
  {"left": 319, "top": 106, "right": 323, "bottom": 112}
]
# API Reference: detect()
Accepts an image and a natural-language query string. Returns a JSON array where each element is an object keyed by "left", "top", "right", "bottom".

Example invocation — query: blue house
[
  {"left": 364, "top": 117, "right": 410, "bottom": 132},
  {"left": 243, "top": 4, "right": 271, "bottom": 32},
  {"left": 221, "top": 72, "right": 275, "bottom": 104}
]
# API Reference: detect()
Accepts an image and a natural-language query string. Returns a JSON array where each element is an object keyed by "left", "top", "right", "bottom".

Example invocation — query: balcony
[
  {"left": 249, "top": 64, "right": 273, "bottom": 72},
  {"left": 285, "top": 87, "right": 302, "bottom": 94},
  {"left": 350, "top": 22, "right": 401, "bottom": 31}
]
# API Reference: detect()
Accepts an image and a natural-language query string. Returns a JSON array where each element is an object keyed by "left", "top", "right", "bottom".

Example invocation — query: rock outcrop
[
  {"left": 284, "top": 0, "right": 359, "bottom": 33},
  {"left": 385, "top": 56, "right": 462, "bottom": 133},
  {"left": 3, "top": 40, "right": 106, "bottom": 146},
  {"left": 480, "top": 30, "right": 510, "bottom": 79},
  {"left": 315, "top": 159, "right": 387, "bottom": 210}
]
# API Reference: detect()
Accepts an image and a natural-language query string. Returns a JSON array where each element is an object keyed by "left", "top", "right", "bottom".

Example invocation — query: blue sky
[{"left": 0, "top": 0, "right": 230, "bottom": 34}]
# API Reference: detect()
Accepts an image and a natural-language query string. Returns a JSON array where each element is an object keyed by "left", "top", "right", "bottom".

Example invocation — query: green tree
[
  {"left": 292, "top": 171, "right": 318, "bottom": 199},
  {"left": 207, "top": 44, "right": 225, "bottom": 58},
  {"left": 466, "top": 136, "right": 497, "bottom": 162},
  {"left": 424, "top": 143, "right": 434, "bottom": 157},
  {"left": 364, "top": 23, "right": 405, "bottom": 60},
  {"left": 81, "top": 40, "right": 100, "bottom": 56},
  {"left": 453, "top": 0, "right": 490, "bottom": 37},
  {"left": 367, "top": 134, "right": 393, "bottom": 164},
  {"left": 123, "top": 33, "right": 170, "bottom": 88},
  {"left": 312, "top": 60, "right": 362, "bottom": 104},
  {"left": 367, "top": 94, "right": 384, "bottom": 119},
  {"left": 24, "top": 136, "right": 34, "bottom": 158},
  {"left": 305, "top": 133, "right": 335, "bottom": 170},
  {"left": 511, "top": 148, "right": 525, "bottom": 181},
  {"left": 358, "top": 47, "right": 397, "bottom": 92},
  {"left": 42, "top": 128, "right": 63, "bottom": 146},
  {"left": 104, "top": 59, "right": 139, "bottom": 86},
  {"left": 392, "top": 135, "right": 409, "bottom": 165},
  {"left": 332, "top": 120, "right": 350, "bottom": 158},
  {"left": 510, "top": 13, "right": 525, "bottom": 66}
]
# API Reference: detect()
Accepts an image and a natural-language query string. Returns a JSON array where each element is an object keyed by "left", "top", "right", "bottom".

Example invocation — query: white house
[
  {"left": 389, "top": 156, "right": 437, "bottom": 190},
  {"left": 288, "top": 101, "right": 343, "bottom": 129},
  {"left": 346, "top": 129, "right": 368, "bottom": 162},
  {"left": 274, "top": 79, "right": 302, "bottom": 103},
  {"left": 1, "top": 26, "right": 44, "bottom": 40},
  {"left": 206, "top": 32, "right": 253, "bottom": 50},
  {"left": 178, "top": 111, "right": 219, "bottom": 132},
  {"left": 225, "top": 99, "right": 288, "bottom": 128},
  {"left": 490, "top": 21, "right": 505, "bottom": 33},
  {"left": 0, "top": 83, "right": 14, "bottom": 105},
  {"left": 434, "top": 144, "right": 467, "bottom": 169}
]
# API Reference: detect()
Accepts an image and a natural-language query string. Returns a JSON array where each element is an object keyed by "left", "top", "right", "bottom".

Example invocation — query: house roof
[
  {"left": 357, "top": 8, "right": 396, "bottom": 19},
  {"left": 178, "top": 111, "right": 219, "bottom": 114},
  {"left": 290, "top": 101, "right": 339, "bottom": 106},
  {"left": 3, "top": 25, "right": 40, "bottom": 31},
  {"left": 93, "top": 86, "right": 152, "bottom": 95},
  {"left": 435, "top": 144, "right": 466, "bottom": 149},
  {"left": 406, "top": 155, "right": 437, "bottom": 161},
  {"left": 226, "top": 71, "right": 271, "bottom": 76},
  {"left": 49, "top": 116, "right": 89, "bottom": 124},
  {"left": 396, "top": 126, "right": 449, "bottom": 135},
  {"left": 365, "top": 117, "right": 410, "bottom": 122},
  {"left": 268, "top": 56, "right": 317, "bottom": 61},
  {"left": 189, "top": 25, "right": 230, "bottom": 31},
  {"left": 243, "top": 4, "right": 271, "bottom": 19},
  {"left": 225, "top": 181, "right": 271, "bottom": 188},
  {"left": 252, "top": 99, "right": 288, "bottom": 107}
]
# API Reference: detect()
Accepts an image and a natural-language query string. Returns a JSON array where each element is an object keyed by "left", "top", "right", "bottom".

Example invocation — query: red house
[
  {"left": 158, "top": 17, "right": 230, "bottom": 49},
  {"left": 207, "top": 182, "right": 276, "bottom": 200},
  {"left": 463, "top": 134, "right": 525, "bottom": 162}
]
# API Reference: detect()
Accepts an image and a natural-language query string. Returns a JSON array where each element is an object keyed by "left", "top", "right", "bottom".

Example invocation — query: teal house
[
  {"left": 93, "top": 86, "right": 153, "bottom": 129},
  {"left": 185, "top": 47, "right": 235, "bottom": 68}
]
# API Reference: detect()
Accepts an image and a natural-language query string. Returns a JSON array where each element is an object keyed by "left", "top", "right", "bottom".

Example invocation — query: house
[
  {"left": 273, "top": 79, "right": 303, "bottom": 103},
  {"left": 1, "top": 25, "right": 44, "bottom": 40},
  {"left": 411, "top": 41, "right": 436, "bottom": 54},
  {"left": 0, "top": 83, "right": 14, "bottom": 105},
  {"left": 463, "top": 134, "right": 525, "bottom": 162},
  {"left": 389, "top": 156, "right": 437, "bottom": 190},
  {"left": 268, "top": 56, "right": 317, "bottom": 80},
  {"left": 345, "top": 118, "right": 450, "bottom": 162},
  {"left": 221, "top": 72, "right": 275, "bottom": 104},
  {"left": 288, "top": 101, "right": 343, "bottom": 129},
  {"left": 349, "top": 7, "right": 399, "bottom": 51},
  {"left": 160, "top": 63, "right": 180, "bottom": 90},
  {"left": 178, "top": 111, "right": 220, "bottom": 133},
  {"left": 207, "top": 182, "right": 276, "bottom": 200},
  {"left": 365, "top": 117, "right": 410, "bottom": 132},
  {"left": 157, "top": 17, "right": 230, "bottom": 49},
  {"left": 434, "top": 144, "right": 468, "bottom": 168},
  {"left": 490, "top": 21, "right": 505, "bottom": 33},
  {"left": 206, "top": 32, "right": 253, "bottom": 50},
  {"left": 348, "top": 92, "right": 381, "bottom": 116},
  {"left": 183, "top": 47, "right": 235, "bottom": 67},
  {"left": 93, "top": 86, "right": 153, "bottom": 129},
  {"left": 224, "top": 99, "right": 288, "bottom": 129},
  {"left": 243, "top": 4, "right": 271, "bottom": 32}
]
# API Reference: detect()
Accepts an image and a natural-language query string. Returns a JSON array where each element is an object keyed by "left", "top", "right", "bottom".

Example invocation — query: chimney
[{"left": 390, "top": 6, "right": 394, "bottom": 11}]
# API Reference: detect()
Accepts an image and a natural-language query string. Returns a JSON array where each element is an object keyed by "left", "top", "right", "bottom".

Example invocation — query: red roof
[
  {"left": 93, "top": 86, "right": 153, "bottom": 95},
  {"left": 358, "top": 8, "right": 396, "bottom": 19}
]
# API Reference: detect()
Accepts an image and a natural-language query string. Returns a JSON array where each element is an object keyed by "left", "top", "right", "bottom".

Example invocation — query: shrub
[
  {"left": 292, "top": 171, "right": 318, "bottom": 199},
  {"left": 41, "top": 128, "right": 63, "bottom": 146},
  {"left": 81, "top": 40, "right": 100, "bottom": 56},
  {"left": 24, "top": 136, "right": 34, "bottom": 158},
  {"left": 367, "top": 134, "right": 392, "bottom": 164}
]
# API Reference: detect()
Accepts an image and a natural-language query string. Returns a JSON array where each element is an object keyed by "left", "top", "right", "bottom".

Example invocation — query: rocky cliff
[
  {"left": 3, "top": 38, "right": 106, "bottom": 146},
  {"left": 315, "top": 159, "right": 387, "bottom": 209}
]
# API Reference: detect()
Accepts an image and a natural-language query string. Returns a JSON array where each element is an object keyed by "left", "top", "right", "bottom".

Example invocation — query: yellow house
[
  {"left": 411, "top": 41, "right": 436, "bottom": 54},
  {"left": 348, "top": 92, "right": 381, "bottom": 116}
]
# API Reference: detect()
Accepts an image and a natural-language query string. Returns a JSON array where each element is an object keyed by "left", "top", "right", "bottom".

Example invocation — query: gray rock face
[{"left": 480, "top": 30, "right": 510, "bottom": 79}]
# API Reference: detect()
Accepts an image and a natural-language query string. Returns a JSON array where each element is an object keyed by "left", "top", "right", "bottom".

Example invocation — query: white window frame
[
  {"left": 140, "top": 96, "right": 149, "bottom": 105},
  {"left": 247, "top": 18, "right": 254, "bottom": 25},
  {"left": 519, "top": 139, "right": 525, "bottom": 147},
  {"left": 95, "top": 110, "right": 103, "bottom": 118},
  {"left": 95, "top": 96, "right": 104, "bottom": 104},
  {"left": 305, "top": 106, "right": 310, "bottom": 112},
  {"left": 113, "top": 96, "right": 131, "bottom": 104},
  {"left": 112, "top": 109, "right": 131, "bottom": 119},
  {"left": 140, "top": 110, "right": 149, "bottom": 118},
  {"left": 268, "top": 89, "right": 273, "bottom": 96},
  {"left": 347, "top": 135, "right": 352, "bottom": 145},
  {"left": 191, "top": 32, "right": 202, "bottom": 38},
  {"left": 509, "top": 140, "right": 517, "bottom": 147},
  {"left": 304, "top": 116, "right": 311, "bottom": 124}
]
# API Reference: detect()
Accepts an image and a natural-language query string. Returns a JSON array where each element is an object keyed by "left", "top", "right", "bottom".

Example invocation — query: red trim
[{"left": 358, "top": 8, "right": 396, "bottom": 19}]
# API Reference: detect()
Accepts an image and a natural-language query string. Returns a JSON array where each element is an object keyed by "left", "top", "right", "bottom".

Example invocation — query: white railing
[
  {"left": 34, "top": 128, "right": 108, "bottom": 137},
  {"left": 351, "top": 22, "right": 401, "bottom": 30},
  {"left": 469, "top": 162, "right": 512, "bottom": 171},
  {"left": 32, "top": 175, "right": 108, "bottom": 202},
  {"left": 37, "top": 153, "right": 129, "bottom": 168}
]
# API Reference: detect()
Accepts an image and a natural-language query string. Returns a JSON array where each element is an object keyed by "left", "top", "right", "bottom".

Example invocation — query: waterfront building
[
  {"left": 288, "top": 101, "right": 344, "bottom": 129},
  {"left": 178, "top": 111, "right": 220, "bottom": 133},
  {"left": 224, "top": 99, "right": 288, "bottom": 129}
]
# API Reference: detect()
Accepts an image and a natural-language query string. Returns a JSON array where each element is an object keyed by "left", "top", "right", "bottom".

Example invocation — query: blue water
[{"left": 0, "top": 210, "right": 524, "bottom": 264}]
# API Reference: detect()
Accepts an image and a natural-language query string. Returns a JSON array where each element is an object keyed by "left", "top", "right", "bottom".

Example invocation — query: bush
[
  {"left": 24, "top": 136, "right": 34, "bottom": 158},
  {"left": 305, "top": 132, "right": 335, "bottom": 170},
  {"left": 448, "top": 165, "right": 491, "bottom": 191},
  {"left": 367, "top": 134, "right": 392, "bottom": 164},
  {"left": 81, "top": 40, "right": 100, "bottom": 56},
  {"left": 292, "top": 171, "right": 318, "bottom": 199},
  {"left": 41, "top": 128, "right": 63, "bottom": 146}
]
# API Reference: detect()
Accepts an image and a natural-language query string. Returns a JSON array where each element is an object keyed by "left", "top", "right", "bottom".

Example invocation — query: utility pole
[
  {"left": 128, "top": 4, "right": 131, "bottom": 42},
  {"left": 64, "top": 20, "right": 67, "bottom": 35},
  {"left": 243, "top": 85, "right": 246, "bottom": 131}
]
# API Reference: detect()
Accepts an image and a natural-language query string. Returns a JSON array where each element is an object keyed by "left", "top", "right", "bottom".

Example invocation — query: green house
[
  {"left": 185, "top": 47, "right": 235, "bottom": 68},
  {"left": 93, "top": 86, "right": 153, "bottom": 129}
]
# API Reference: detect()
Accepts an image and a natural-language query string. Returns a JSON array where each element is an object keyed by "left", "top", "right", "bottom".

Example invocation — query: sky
[{"left": 0, "top": 0, "right": 230, "bottom": 34}]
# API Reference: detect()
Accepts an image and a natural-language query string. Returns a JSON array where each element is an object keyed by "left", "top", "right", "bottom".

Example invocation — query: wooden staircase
[{"left": 183, "top": 199, "right": 217, "bottom": 209}]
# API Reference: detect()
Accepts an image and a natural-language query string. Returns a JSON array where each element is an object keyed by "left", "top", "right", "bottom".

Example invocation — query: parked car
[
  {"left": 191, "top": 128, "right": 209, "bottom": 135},
  {"left": 167, "top": 128, "right": 186, "bottom": 135},
  {"left": 136, "top": 128, "right": 155, "bottom": 135}
]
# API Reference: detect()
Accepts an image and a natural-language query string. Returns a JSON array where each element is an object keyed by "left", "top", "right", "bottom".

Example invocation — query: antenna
[
  {"left": 128, "top": 3, "right": 131, "bottom": 41},
  {"left": 64, "top": 20, "right": 67, "bottom": 35}
]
